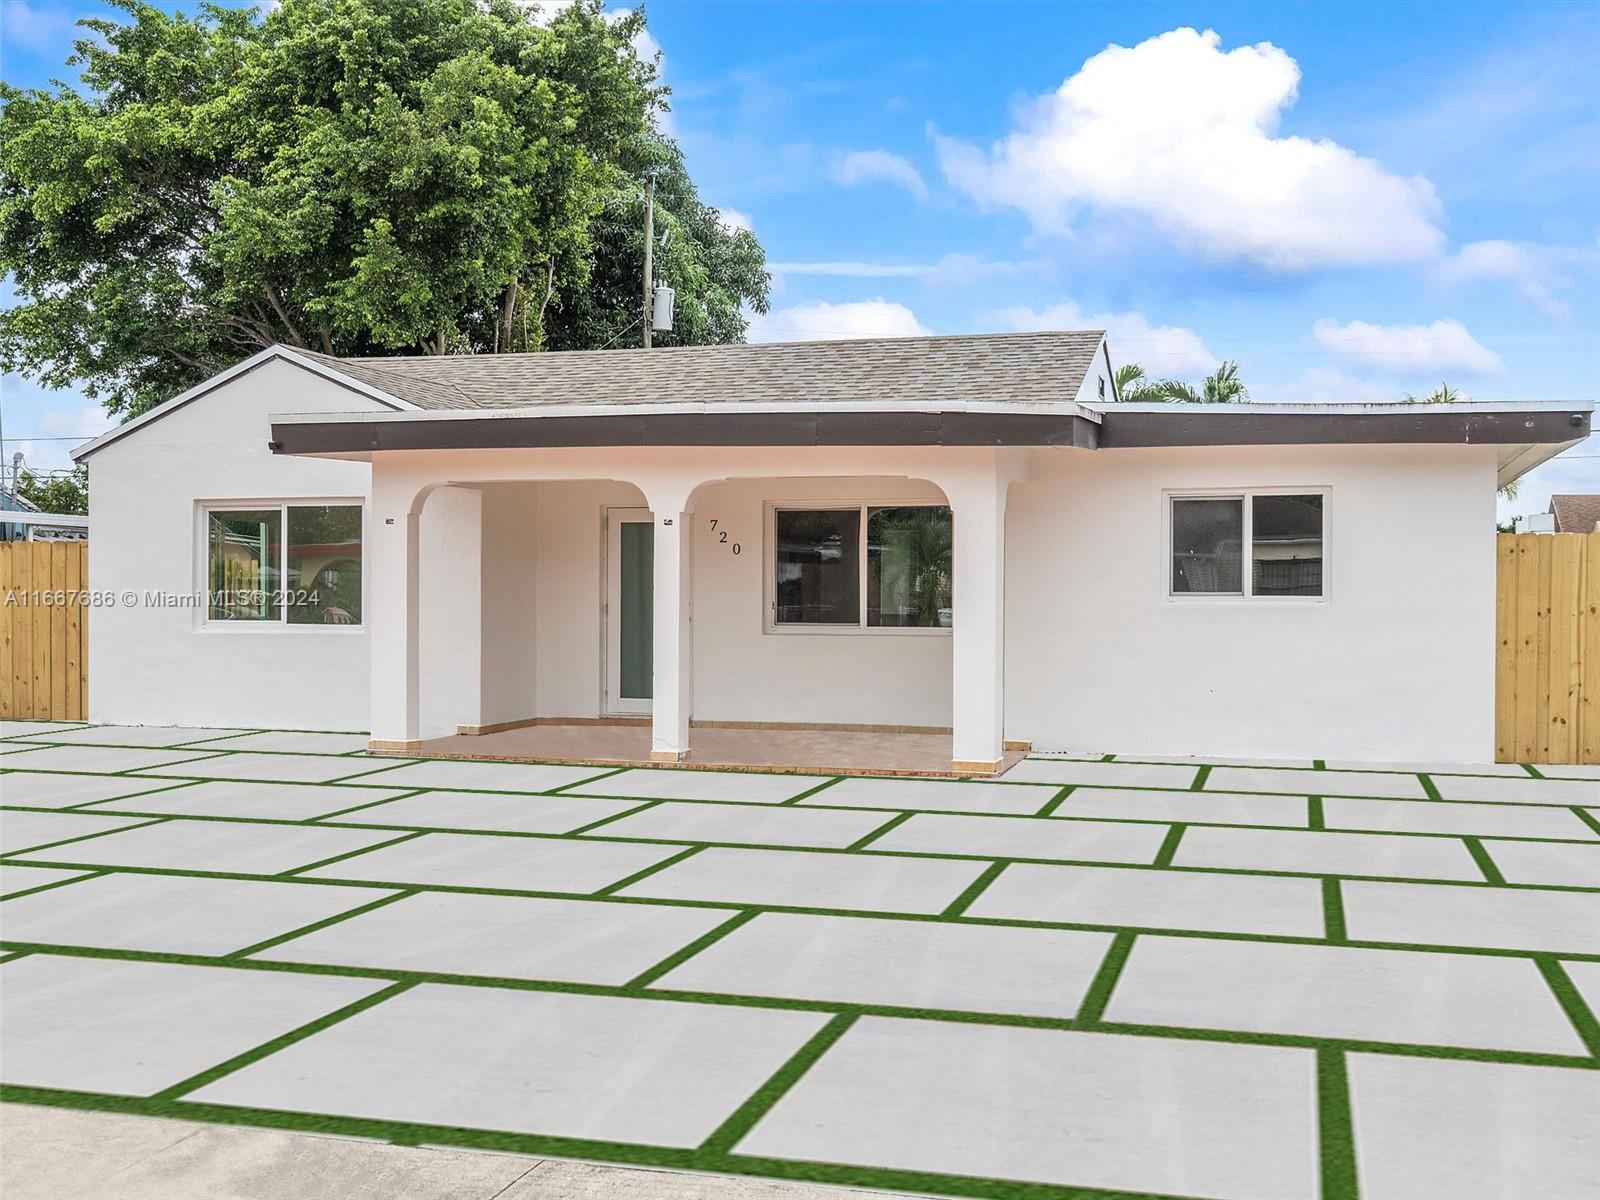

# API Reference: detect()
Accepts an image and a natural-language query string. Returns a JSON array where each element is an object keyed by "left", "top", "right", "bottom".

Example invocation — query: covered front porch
[{"left": 355, "top": 446, "right": 1033, "bottom": 776}]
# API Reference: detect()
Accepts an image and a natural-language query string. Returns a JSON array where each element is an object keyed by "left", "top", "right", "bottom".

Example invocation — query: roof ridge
[{"left": 317, "top": 328, "right": 1107, "bottom": 367}]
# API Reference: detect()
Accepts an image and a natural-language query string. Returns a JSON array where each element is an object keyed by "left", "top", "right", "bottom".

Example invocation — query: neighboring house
[
  {"left": 1548, "top": 493, "right": 1600, "bottom": 533},
  {"left": 72, "top": 332, "right": 1591, "bottom": 766},
  {"left": 0, "top": 491, "right": 89, "bottom": 542}
]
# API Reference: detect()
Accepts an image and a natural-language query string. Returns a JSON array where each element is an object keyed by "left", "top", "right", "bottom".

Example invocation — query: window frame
[
  {"left": 196, "top": 498, "right": 367, "bottom": 632},
  {"left": 763, "top": 499, "right": 953, "bottom": 636},
  {"left": 1164, "top": 486, "right": 1330, "bottom": 605}
]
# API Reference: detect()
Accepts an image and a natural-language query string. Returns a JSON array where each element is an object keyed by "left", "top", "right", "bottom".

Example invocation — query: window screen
[{"left": 1171, "top": 498, "right": 1243, "bottom": 594}]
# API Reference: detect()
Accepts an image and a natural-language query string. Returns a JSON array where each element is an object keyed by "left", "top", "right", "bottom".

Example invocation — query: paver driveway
[{"left": 1, "top": 724, "right": 1598, "bottom": 1200}]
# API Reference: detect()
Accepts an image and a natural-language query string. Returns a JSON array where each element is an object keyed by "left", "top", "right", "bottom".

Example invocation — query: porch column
[
  {"left": 949, "top": 470, "right": 1009, "bottom": 774},
  {"left": 369, "top": 485, "right": 422, "bottom": 751},
  {"left": 649, "top": 510, "right": 693, "bottom": 761}
]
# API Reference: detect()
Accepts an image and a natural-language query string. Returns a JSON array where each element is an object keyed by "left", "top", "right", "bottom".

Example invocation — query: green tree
[
  {"left": 545, "top": 135, "right": 769, "bottom": 350},
  {"left": 1113, "top": 360, "right": 1248, "bottom": 403},
  {"left": 12, "top": 465, "right": 89, "bottom": 515},
  {"left": 1, "top": 0, "right": 768, "bottom": 420}
]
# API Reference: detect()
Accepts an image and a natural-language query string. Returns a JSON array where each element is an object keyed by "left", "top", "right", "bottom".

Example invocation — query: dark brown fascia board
[
  {"left": 270, "top": 409, "right": 1102, "bottom": 454},
  {"left": 1097, "top": 407, "right": 1590, "bottom": 448}
]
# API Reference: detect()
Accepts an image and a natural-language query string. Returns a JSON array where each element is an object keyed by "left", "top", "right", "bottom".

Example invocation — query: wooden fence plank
[
  {"left": 0, "top": 545, "right": 12, "bottom": 719},
  {"left": 1583, "top": 532, "right": 1600, "bottom": 765},
  {"left": 1547, "top": 534, "right": 1581, "bottom": 763},
  {"left": 0, "top": 539, "right": 89, "bottom": 722},
  {"left": 1494, "top": 533, "right": 1518, "bottom": 763},
  {"left": 64, "top": 542, "right": 84, "bottom": 720},
  {"left": 1496, "top": 532, "right": 1597, "bottom": 765},
  {"left": 13, "top": 543, "right": 33, "bottom": 719}
]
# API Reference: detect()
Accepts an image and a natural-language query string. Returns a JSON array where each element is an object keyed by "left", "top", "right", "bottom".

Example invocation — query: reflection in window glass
[
  {"left": 1252, "top": 494, "right": 1323, "bottom": 596},
  {"left": 1171, "top": 498, "right": 1243, "bottom": 594},
  {"left": 286, "top": 505, "right": 363, "bottom": 624},
  {"left": 774, "top": 508, "right": 860, "bottom": 624},
  {"left": 208, "top": 509, "right": 281, "bottom": 621},
  {"left": 867, "top": 506, "right": 952, "bottom": 627}
]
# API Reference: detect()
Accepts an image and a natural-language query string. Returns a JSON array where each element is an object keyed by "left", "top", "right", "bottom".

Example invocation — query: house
[
  {"left": 72, "top": 331, "right": 1590, "bottom": 769},
  {"left": 1547, "top": 494, "right": 1600, "bottom": 534}
]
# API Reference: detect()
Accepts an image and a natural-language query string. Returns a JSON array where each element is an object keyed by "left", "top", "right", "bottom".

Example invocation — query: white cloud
[
  {"left": 716, "top": 207, "right": 753, "bottom": 234},
  {"left": 1434, "top": 240, "right": 1580, "bottom": 319},
  {"left": 830, "top": 150, "right": 929, "bottom": 202},
  {"left": 0, "top": 0, "right": 74, "bottom": 52},
  {"left": 746, "top": 299, "right": 931, "bottom": 343},
  {"left": 935, "top": 27, "right": 1444, "bottom": 270},
  {"left": 1255, "top": 365, "right": 1411, "bottom": 406},
  {"left": 1312, "top": 318, "right": 1503, "bottom": 375},
  {"left": 992, "top": 301, "right": 1217, "bottom": 378}
]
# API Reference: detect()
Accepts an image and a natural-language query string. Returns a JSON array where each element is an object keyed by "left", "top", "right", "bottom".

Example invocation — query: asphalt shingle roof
[
  {"left": 1548, "top": 493, "right": 1600, "bottom": 533},
  {"left": 296, "top": 330, "right": 1106, "bottom": 412}
]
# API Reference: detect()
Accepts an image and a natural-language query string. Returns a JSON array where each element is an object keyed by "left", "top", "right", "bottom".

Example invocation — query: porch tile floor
[
  {"left": 401, "top": 723, "right": 1026, "bottom": 778},
  {"left": 2, "top": 721, "right": 1598, "bottom": 1200}
]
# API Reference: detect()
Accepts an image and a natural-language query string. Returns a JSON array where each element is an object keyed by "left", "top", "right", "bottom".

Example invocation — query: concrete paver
[
  {"left": 568, "top": 769, "right": 825, "bottom": 804},
  {"left": 1174, "top": 825, "right": 1484, "bottom": 880},
  {"left": 737, "top": 1019, "right": 1320, "bottom": 1200},
  {"left": 0, "top": 873, "right": 399, "bottom": 957},
  {"left": 1322, "top": 796, "right": 1597, "bottom": 839},
  {"left": 0, "top": 809, "right": 154, "bottom": 855},
  {"left": 22, "top": 726, "right": 251, "bottom": 748},
  {"left": 255, "top": 891, "right": 732, "bottom": 984},
  {"left": 1342, "top": 879, "right": 1600, "bottom": 954},
  {"left": 1105, "top": 934, "right": 1586, "bottom": 1053},
  {"left": 0, "top": 956, "right": 385, "bottom": 1095},
  {"left": 144, "top": 753, "right": 397, "bottom": 785},
  {"left": 302, "top": 831, "right": 687, "bottom": 893},
  {"left": 1347, "top": 1054, "right": 1600, "bottom": 1200},
  {"left": 1205, "top": 766, "right": 1427, "bottom": 799},
  {"left": 655, "top": 911, "right": 1114, "bottom": 1017},
  {"left": 191, "top": 985, "right": 830, "bottom": 1149},
  {"left": 3, "top": 736, "right": 1594, "bottom": 1200},
  {"left": 618, "top": 846, "right": 988, "bottom": 914},
  {"left": 868, "top": 811, "right": 1168, "bottom": 863},
  {"left": 0, "top": 772, "right": 187, "bottom": 810},
  {"left": 1428, "top": 774, "right": 1600, "bottom": 806},
  {"left": 323, "top": 790, "right": 645, "bottom": 835},
  {"left": 579, "top": 800, "right": 893, "bottom": 849},
  {"left": 1479, "top": 838, "right": 1600, "bottom": 886},
  {"left": 8, "top": 818, "right": 403, "bottom": 876},
  {"left": 1051, "top": 786, "right": 1310, "bottom": 827},
  {"left": 804, "top": 776, "right": 1059, "bottom": 814},
  {"left": 965, "top": 861, "right": 1327, "bottom": 937},
  {"left": 79, "top": 779, "right": 415, "bottom": 822},
  {"left": 997, "top": 759, "right": 1200, "bottom": 789},
  {"left": 342, "top": 760, "right": 616, "bottom": 794}
]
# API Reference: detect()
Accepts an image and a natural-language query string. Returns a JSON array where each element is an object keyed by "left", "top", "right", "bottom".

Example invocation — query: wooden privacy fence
[
  {"left": 1497, "top": 531, "right": 1600, "bottom": 765},
  {"left": 0, "top": 541, "right": 88, "bottom": 721}
]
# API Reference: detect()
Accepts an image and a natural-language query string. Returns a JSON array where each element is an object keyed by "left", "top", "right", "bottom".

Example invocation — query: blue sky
[{"left": 2, "top": 0, "right": 1596, "bottom": 517}]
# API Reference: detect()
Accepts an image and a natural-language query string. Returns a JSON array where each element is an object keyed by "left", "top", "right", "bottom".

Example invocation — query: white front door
[{"left": 604, "top": 508, "right": 653, "bottom": 715}]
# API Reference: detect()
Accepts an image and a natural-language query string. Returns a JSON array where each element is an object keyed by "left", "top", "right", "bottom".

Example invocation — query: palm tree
[
  {"left": 1112, "top": 360, "right": 1248, "bottom": 403},
  {"left": 1406, "top": 382, "right": 1463, "bottom": 404}
]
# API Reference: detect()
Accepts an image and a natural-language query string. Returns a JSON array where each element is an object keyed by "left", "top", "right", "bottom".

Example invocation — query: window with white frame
[
  {"left": 1169, "top": 491, "right": 1325, "bottom": 598},
  {"left": 205, "top": 504, "right": 364, "bottom": 625},
  {"left": 770, "top": 503, "right": 952, "bottom": 630}
]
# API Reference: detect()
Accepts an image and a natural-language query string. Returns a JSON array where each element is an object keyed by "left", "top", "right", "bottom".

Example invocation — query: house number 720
[{"left": 708, "top": 518, "right": 740, "bottom": 555}]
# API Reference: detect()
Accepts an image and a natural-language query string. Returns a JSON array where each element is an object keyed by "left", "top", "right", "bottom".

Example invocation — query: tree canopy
[{"left": 0, "top": 0, "right": 770, "bottom": 418}]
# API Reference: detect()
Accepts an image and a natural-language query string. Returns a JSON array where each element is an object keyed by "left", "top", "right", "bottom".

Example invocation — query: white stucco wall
[
  {"left": 1005, "top": 442, "right": 1499, "bottom": 761},
  {"left": 87, "top": 383, "right": 1500, "bottom": 762},
  {"left": 689, "top": 476, "right": 953, "bottom": 727},
  {"left": 83, "top": 357, "right": 378, "bottom": 730}
]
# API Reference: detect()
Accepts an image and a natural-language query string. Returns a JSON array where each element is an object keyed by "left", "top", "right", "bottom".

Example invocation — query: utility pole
[{"left": 641, "top": 177, "right": 655, "bottom": 350}]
